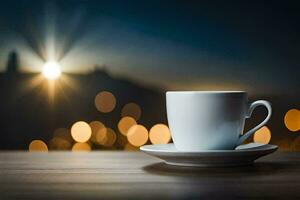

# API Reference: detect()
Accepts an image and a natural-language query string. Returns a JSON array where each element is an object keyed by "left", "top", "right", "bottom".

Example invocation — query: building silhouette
[{"left": 6, "top": 50, "right": 19, "bottom": 74}]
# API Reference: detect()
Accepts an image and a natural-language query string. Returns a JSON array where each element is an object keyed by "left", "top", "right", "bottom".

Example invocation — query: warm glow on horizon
[
  {"left": 254, "top": 126, "right": 271, "bottom": 144},
  {"left": 42, "top": 61, "right": 62, "bottom": 80},
  {"left": 71, "top": 121, "right": 92, "bottom": 143},
  {"left": 25, "top": 73, "right": 77, "bottom": 105},
  {"left": 284, "top": 109, "right": 300, "bottom": 132}
]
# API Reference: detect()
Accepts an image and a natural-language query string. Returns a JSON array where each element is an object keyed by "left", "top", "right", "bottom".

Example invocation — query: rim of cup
[{"left": 166, "top": 91, "right": 246, "bottom": 94}]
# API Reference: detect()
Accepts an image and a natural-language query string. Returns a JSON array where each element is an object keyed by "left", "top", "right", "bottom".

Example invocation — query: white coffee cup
[{"left": 166, "top": 91, "right": 271, "bottom": 151}]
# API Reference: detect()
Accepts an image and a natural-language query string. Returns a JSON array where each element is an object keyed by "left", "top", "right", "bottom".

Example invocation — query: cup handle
[{"left": 237, "top": 100, "right": 272, "bottom": 146}]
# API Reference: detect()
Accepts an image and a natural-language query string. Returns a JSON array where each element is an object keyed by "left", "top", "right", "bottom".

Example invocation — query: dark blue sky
[{"left": 0, "top": 0, "right": 299, "bottom": 94}]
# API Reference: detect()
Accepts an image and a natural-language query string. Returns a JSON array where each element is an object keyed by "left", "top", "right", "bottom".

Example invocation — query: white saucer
[{"left": 140, "top": 143, "right": 278, "bottom": 167}]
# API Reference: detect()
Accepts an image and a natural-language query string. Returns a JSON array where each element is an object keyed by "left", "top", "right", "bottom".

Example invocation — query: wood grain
[{"left": 0, "top": 151, "right": 299, "bottom": 199}]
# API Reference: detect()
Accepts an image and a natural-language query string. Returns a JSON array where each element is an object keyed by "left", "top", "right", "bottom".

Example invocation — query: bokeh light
[
  {"left": 291, "top": 136, "right": 300, "bottom": 151},
  {"left": 127, "top": 124, "right": 148, "bottom": 147},
  {"left": 149, "top": 124, "right": 171, "bottom": 144},
  {"left": 53, "top": 128, "right": 73, "bottom": 143},
  {"left": 124, "top": 143, "right": 139, "bottom": 151},
  {"left": 49, "top": 137, "right": 72, "bottom": 150},
  {"left": 29, "top": 140, "right": 48, "bottom": 152},
  {"left": 50, "top": 128, "right": 73, "bottom": 150},
  {"left": 121, "top": 102, "right": 142, "bottom": 121},
  {"left": 103, "top": 128, "right": 117, "bottom": 147},
  {"left": 72, "top": 143, "right": 91, "bottom": 152},
  {"left": 253, "top": 126, "right": 272, "bottom": 144},
  {"left": 95, "top": 126, "right": 108, "bottom": 145},
  {"left": 276, "top": 138, "right": 293, "bottom": 151},
  {"left": 94, "top": 91, "right": 116, "bottom": 113},
  {"left": 71, "top": 121, "right": 92, "bottom": 143},
  {"left": 117, "top": 134, "right": 128, "bottom": 147},
  {"left": 42, "top": 61, "right": 61, "bottom": 80},
  {"left": 284, "top": 109, "right": 300, "bottom": 132},
  {"left": 118, "top": 116, "right": 137, "bottom": 136},
  {"left": 89, "top": 121, "right": 106, "bottom": 143}
]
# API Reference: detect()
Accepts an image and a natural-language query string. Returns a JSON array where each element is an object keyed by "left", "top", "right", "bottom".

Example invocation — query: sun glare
[{"left": 42, "top": 61, "right": 62, "bottom": 80}]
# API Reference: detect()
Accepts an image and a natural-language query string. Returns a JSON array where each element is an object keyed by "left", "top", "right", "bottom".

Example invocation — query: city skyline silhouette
[{"left": 0, "top": 49, "right": 299, "bottom": 150}]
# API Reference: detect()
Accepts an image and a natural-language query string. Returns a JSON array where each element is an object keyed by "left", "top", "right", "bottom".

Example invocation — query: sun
[{"left": 42, "top": 61, "right": 62, "bottom": 80}]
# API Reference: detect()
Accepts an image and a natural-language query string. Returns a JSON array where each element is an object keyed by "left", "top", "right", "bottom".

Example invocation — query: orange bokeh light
[
  {"left": 117, "top": 134, "right": 128, "bottom": 147},
  {"left": 124, "top": 143, "right": 139, "bottom": 151},
  {"left": 95, "top": 127, "right": 108, "bottom": 145},
  {"left": 94, "top": 91, "right": 116, "bottom": 113},
  {"left": 121, "top": 102, "right": 141, "bottom": 121},
  {"left": 72, "top": 142, "right": 91, "bottom": 152},
  {"left": 118, "top": 116, "right": 137, "bottom": 136},
  {"left": 53, "top": 128, "right": 73, "bottom": 142},
  {"left": 284, "top": 109, "right": 300, "bottom": 132},
  {"left": 49, "top": 137, "right": 72, "bottom": 150},
  {"left": 149, "top": 124, "right": 171, "bottom": 144},
  {"left": 253, "top": 126, "right": 271, "bottom": 144},
  {"left": 103, "top": 128, "right": 117, "bottom": 147},
  {"left": 29, "top": 140, "right": 48, "bottom": 152},
  {"left": 71, "top": 121, "right": 92, "bottom": 143},
  {"left": 89, "top": 121, "right": 106, "bottom": 143},
  {"left": 127, "top": 124, "right": 148, "bottom": 147}
]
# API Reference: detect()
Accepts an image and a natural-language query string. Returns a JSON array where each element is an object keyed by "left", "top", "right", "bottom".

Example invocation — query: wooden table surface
[{"left": 0, "top": 151, "right": 299, "bottom": 199}]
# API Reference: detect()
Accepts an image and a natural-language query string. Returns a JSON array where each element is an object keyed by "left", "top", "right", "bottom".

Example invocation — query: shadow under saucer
[{"left": 142, "top": 161, "right": 300, "bottom": 177}]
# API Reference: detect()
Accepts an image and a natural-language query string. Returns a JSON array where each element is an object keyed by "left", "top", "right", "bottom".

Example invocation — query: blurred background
[{"left": 0, "top": 0, "right": 299, "bottom": 151}]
